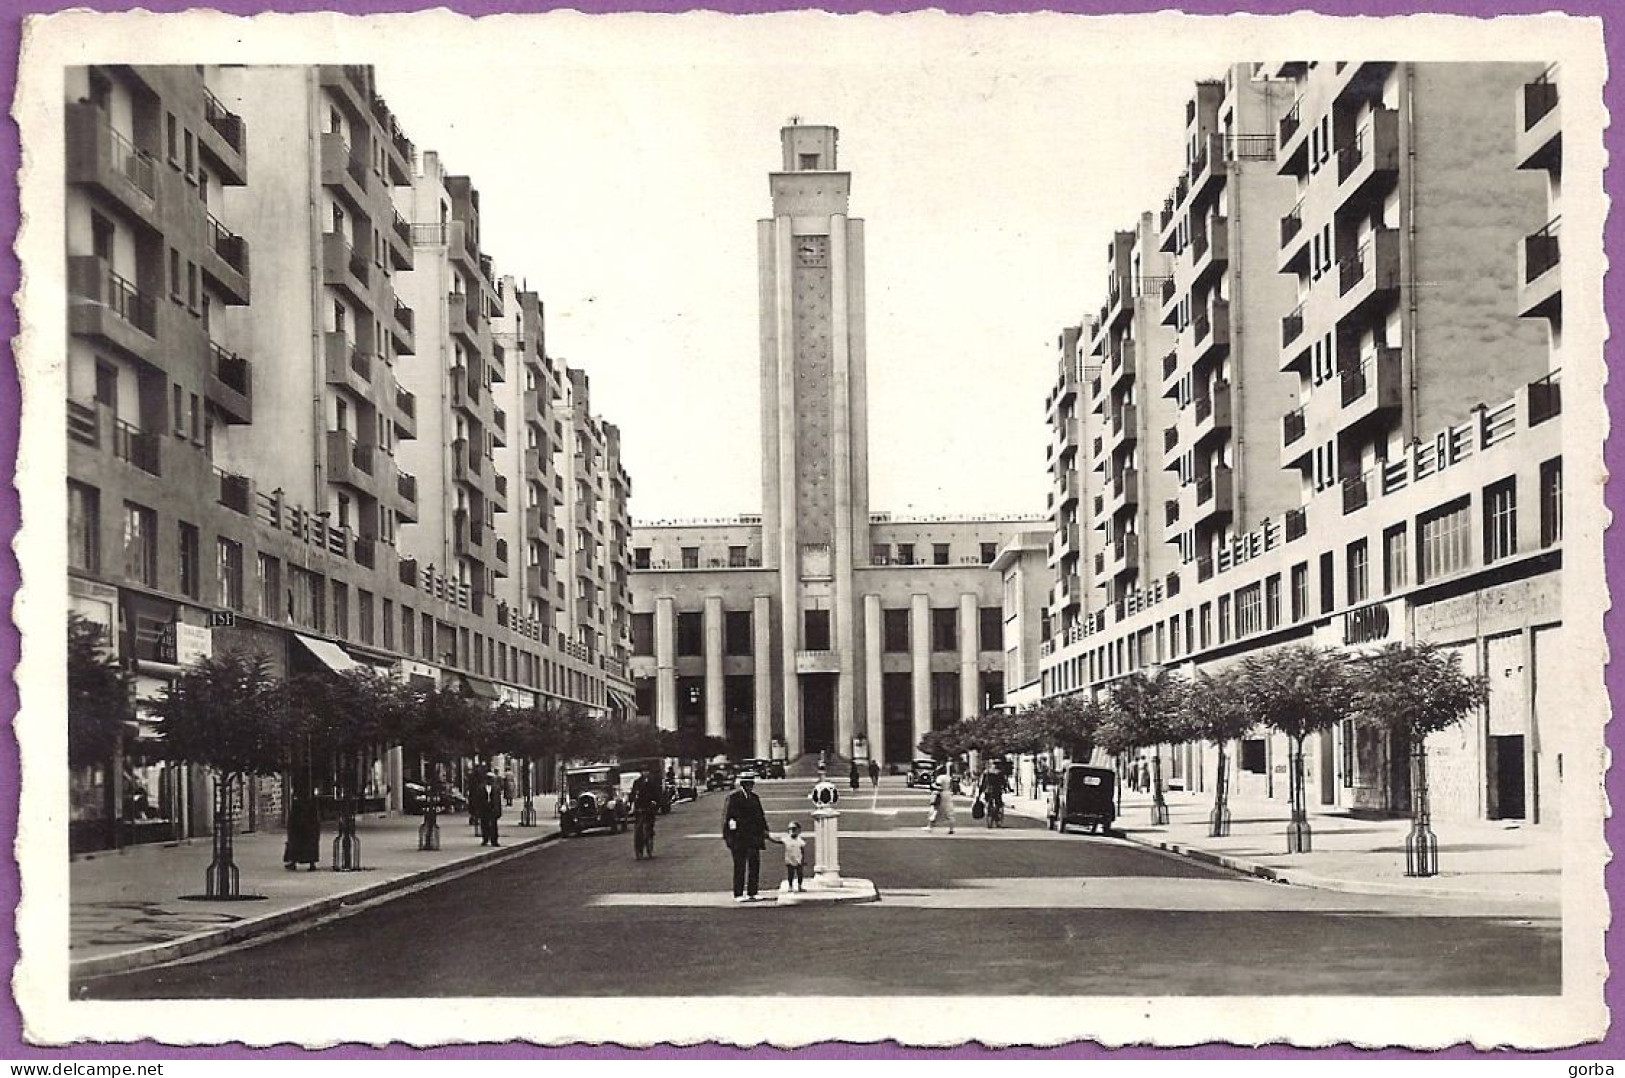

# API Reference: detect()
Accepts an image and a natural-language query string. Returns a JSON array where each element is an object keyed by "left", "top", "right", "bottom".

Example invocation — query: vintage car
[
  {"left": 1048, "top": 764, "right": 1117, "bottom": 834},
  {"left": 557, "top": 765, "right": 629, "bottom": 836},
  {"left": 674, "top": 765, "right": 700, "bottom": 802},
  {"left": 617, "top": 758, "right": 675, "bottom": 814},
  {"left": 761, "top": 758, "right": 787, "bottom": 780},
  {"left": 704, "top": 761, "right": 737, "bottom": 791},
  {"left": 906, "top": 758, "right": 942, "bottom": 789}
]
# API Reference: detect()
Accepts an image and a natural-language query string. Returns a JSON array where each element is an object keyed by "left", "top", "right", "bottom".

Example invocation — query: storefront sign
[
  {"left": 1342, "top": 602, "right": 1393, "bottom": 646},
  {"left": 158, "top": 622, "right": 213, "bottom": 666}
]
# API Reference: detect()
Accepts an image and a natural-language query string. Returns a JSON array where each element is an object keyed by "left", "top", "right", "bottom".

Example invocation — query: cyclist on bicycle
[
  {"left": 978, "top": 762, "right": 1009, "bottom": 828},
  {"left": 630, "top": 764, "right": 663, "bottom": 859}
]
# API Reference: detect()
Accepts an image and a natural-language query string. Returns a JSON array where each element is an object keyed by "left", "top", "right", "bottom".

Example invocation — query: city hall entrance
[{"left": 801, "top": 673, "right": 837, "bottom": 756}]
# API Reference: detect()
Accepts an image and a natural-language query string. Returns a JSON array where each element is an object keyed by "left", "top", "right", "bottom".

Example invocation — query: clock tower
[{"left": 759, "top": 123, "right": 871, "bottom": 759}]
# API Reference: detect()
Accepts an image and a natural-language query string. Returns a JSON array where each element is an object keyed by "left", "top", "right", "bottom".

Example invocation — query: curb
[{"left": 71, "top": 829, "right": 563, "bottom": 982}]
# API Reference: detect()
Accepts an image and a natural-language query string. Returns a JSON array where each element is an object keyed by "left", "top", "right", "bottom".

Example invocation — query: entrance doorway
[
  {"left": 801, "top": 674, "right": 836, "bottom": 756},
  {"left": 1489, "top": 734, "right": 1527, "bottom": 819}
]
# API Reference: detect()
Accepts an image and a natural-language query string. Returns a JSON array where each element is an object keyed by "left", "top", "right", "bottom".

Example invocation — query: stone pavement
[
  {"left": 1000, "top": 781, "right": 1560, "bottom": 906},
  {"left": 70, "top": 806, "right": 563, "bottom": 979}
]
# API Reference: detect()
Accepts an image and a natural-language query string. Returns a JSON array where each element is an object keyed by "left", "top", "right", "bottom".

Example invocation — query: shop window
[
  {"left": 69, "top": 482, "right": 100, "bottom": 573},
  {"left": 1240, "top": 739, "right": 1267, "bottom": 774}
]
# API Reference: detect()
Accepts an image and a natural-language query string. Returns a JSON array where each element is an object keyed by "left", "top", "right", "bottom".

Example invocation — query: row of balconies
[
  {"left": 1519, "top": 217, "right": 1560, "bottom": 320},
  {"left": 1282, "top": 347, "right": 1402, "bottom": 468}
]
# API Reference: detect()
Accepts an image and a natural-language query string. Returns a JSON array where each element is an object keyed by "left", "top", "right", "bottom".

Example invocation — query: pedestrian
[
  {"left": 868, "top": 758, "right": 881, "bottom": 788},
  {"left": 769, "top": 820, "right": 808, "bottom": 892},
  {"left": 977, "top": 761, "right": 1009, "bottom": 828},
  {"left": 848, "top": 760, "right": 861, "bottom": 791},
  {"left": 283, "top": 785, "right": 321, "bottom": 871},
  {"left": 502, "top": 772, "right": 515, "bottom": 807},
  {"left": 630, "top": 764, "right": 662, "bottom": 860},
  {"left": 722, "top": 770, "right": 770, "bottom": 902},
  {"left": 476, "top": 770, "right": 502, "bottom": 846},
  {"left": 923, "top": 773, "right": 956, "bottom": 834}
]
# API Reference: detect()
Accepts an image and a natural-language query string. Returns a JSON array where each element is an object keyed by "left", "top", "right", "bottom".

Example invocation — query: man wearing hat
[{"left": 722, "top": 770, "right": 770, "bottom": 902}]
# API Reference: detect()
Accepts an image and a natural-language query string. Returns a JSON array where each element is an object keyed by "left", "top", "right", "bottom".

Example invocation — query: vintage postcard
[{"left": 8, "top": 8, "right": 1610, "bottom": 1049}]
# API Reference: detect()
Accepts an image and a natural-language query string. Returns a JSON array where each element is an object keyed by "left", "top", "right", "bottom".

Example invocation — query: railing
[
  {"left": 112, "top": 418, "right": 160, "bottom": 475},
  {"left": 1160, "top": 277, "right": 1176, "bottom": 308},
  {"left": 1336, "top": 123, "right": 1369, "bottom": 183},
  {"left": 1227, "top": 133, "right": 1276, "bottom": 161},
  {"left": 1195, "top": 394, "right": 1213, "bottom": 424},
  {"left": 1162, "top": 351, "right": 1179, "bottom": 381},
  {"left": 1525, "top": 69, "right": 1559, "bottom": 129},
  {"left": 211, "top": 342, "right": 251, "bottom": 395},
  {"left": 393, "top": 296, "right": 414, "bottom": 334},
  {"left": 347, "top": 241, "right": 371, "bottom": 283},
  {"left": 392, "top": 206, "right": 411, "bottom": 245},
  {"left": 410, "top": 222, "right": 449, "bottom": 246},
  {"left": 79, "top": 261, "right": 157, "bottom": 336},
  {"left": 1529, "top": 370, "right": 1562, "bottom": 426},
  {"left": 1165, "top": 500, "right": 1179, "bottom": 528},
  {"left": 1342, "top": 472, "right": 1370, "bottom": 514},
  {"left": 395, "top": 383, "right": 416, "bottom": 419},
  {"left": 397, "top": 470, "right": 418, "bottom": 503},
  {"left": 1339, "top": 359, "right": 1369, "bottom": 406},
  {"left": 349, "top": 344, "right": 372, "bottom": 383},
  {"left": 1164, "top": 426, "right": 1178, "bottom": 453},
  {"left": 202, "top": 88, "right": 245, "bottom": 154},
  {"left": 1285, "top": 506, "right": 1307, "bottom": 542},
  {"left": 494, "top": 474, "right": 508, "bottom": 499},
  {"left": 1192, "top": 228, "right": 1209, "bottom": 266},
  {"left": 1526, "top": 217, "right": 1560, "bottom": 282},
  {"left": 1281, "top": 201, "right": 1303, "bottom": 248},
  {"left": 354, "top": 536, "right": 377, "bottom": 570},
  {"left": 1280, "top": 100, "right": 1302, "bottom": 145},
  {"left": 90, "top": 116, "right": 157, "bottom": 199},
  {"left": 206, "top": 213, "right": 248, "bottom": 273},
  {"left": 1339, "top": 242, "right": 1368, "bottom": 295},
  {"left": 1197, "top": 554, "right": 1214, "bottom": 583},
  {"left": 1282, "top": 305, "right": 1304, "bottom": 347},
  {"left": 1277, "top": 408, "right": 1307, "bottom": 455},
  {"left": 215, "top": 467, "right": 251, "bottom": 514},
  {"left": 1196, "top": 473, "right": 1214, "bottom": 505}
]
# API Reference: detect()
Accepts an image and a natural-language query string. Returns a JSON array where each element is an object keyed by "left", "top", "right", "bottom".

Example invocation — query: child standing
[{"left": 770, "top": 821, "right": 808, "bottom": 892}]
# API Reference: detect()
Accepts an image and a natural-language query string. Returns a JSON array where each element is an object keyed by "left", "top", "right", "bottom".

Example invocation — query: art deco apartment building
[
  {"left": 1515, "top": 63, "right": 1561, "bottom": 365},
  {"left": 630, "top": 125, "right": 1041, "bottom": 766},
  {"left": 1040, "top": 62, "right": 1564, "bottom": 828},
  {"left": 65, "top": 65, "right": 634, "bottom": 852},
  {"left": 1042, "top": 322, "right": 1097, "bottom": 640}
]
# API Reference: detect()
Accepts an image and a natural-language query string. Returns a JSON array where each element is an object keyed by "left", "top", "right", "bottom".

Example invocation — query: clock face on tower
[{"left": 796, "top": 235, "right": 829, "bottom": 267}]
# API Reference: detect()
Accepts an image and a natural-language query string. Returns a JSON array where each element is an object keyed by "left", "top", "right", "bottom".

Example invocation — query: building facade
[
  {"left": 65, "top": 64, "right": 634, "bottom": 852},
  {"left": 630, "top": 125, "right": 1043, "bottom": 766},
  {"left": 1041, "top": 61, "right": 1564, "bottom": 827}
]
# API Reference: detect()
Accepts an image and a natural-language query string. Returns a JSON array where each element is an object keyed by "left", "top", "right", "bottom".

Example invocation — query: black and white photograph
[{"left": 10, "top": 8, "right": 1609, "bottom": 1049}]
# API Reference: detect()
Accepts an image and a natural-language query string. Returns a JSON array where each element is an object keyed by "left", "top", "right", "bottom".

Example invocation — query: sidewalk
[
  {"left": 1001, "top": 784, "right": 1561, "bottom": 907},
  {"left": 71, "top": 808, "right": 562, "bottom": 980}
]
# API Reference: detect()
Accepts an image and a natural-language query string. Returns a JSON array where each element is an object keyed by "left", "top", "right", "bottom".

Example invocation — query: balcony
[
  {"left": 201, "top": 212, "right": 250, "bottom": 305},
  {"left": 1281, "top": 304, "right": 1305, "bottom": 351},
  {"left": 1341, "top": 471, "right": 1370, "bottom": 515},
  {"left": 492, "top": 472, "right": 510, "bottom": 511},
  {"left": 1109, "top": 468, "right": 1140, "bottom": 515},
  {"left": 1192, "top": 380, "right": 1232, "bottom": 445},
  {"left": 1165, "top": 499, "right": 1180, "bottom": 529},
  {"left": 215, "top": 468, "right": 252, "bottom": 514},
  {"left": 1160, "top": 275, "right": 1177, "bottom": 311},
  {"left": 1110, "top": 403, "right": 1138, "bottom": 447},
  {"left": 1191, "top": 214, "right": 1229, "bottom": 286},
  {"left": 1527, "top": 370, "right": 1562, "bottom": 427},
  {"left": 110, "top": 417, "right": 161, "bottom": 476},
  {"left": 526, "top": 564, "right": 548, "bottom": 595},
  {"left": 1190, "top": 132, "right": 1227, "bottom": 202},
  {"left": 1278, "top": 99, "right": 1308, "bottom": 175},
  {"left": 353, "top": 535, "right": 378, "bottom": 571},
  {"left": 67, "top": 256, "right": 157, "bottom": 361},
  {"left": 1058, "top": 472, "right": 1080, "bottom": 508},
  {"left": 207, "top": 341, "right": 253, "bottom": 424},
  {"left": 450, "top": 365, "right": 481, "bottom": 413},
  {"left": 1335, "top": 107, "right": 1400, "bottom": 206},
  {"left": 1193, "top": 297, "right": 1231, "bottom": 362},
  {"left": 318, "top": 132, "right": 368, "bottom": 202},
  {"left": 387, "top": 208, "right": 414, "bottom": 271},
  {"left": 325, "top": 430, "right": 376, "bottom": 492},
  {"left": 1197, "top": 554, "right": 1214, "bottom": 583},
  {"left": 1516, "top": 68, "right": 1561, "bottom": 172},
  {"left": 1193, "top": 465, "right": 1234, "bottom": 522},
  {"left": 65, "top": 103, "right": 158, "bottom": 223},
  {"left": 1282, "top": 405, "right": 1308, "bottom": 462},
  {"left": 1518, "top": 218, "right": 1561, "bottom": 320},
  {"left": 1163, "top": 425, "right": 1179, "bottom": 456},
  {"left": 393, "top": 381, "right": 418, "bottom": 440},
  {"left": 454, "top": 510, "right": 487, "bottom": 557},
  {"left": 1338, "top": 345, "right": 1403, "bottom": 424},
  {"left": 490, "top": 405, "right": 508, "bottom": 446},
  {"left": 1285, "top": 506, "right": 1308, "bottom": 542},
  {"left": 1338, "top": 227, "right": 1400, "bottom": 313},
  {"left": 1110, "top": 532, "right": 1140, "bottom": 575},
  {"left": 395, "top": 469, "right": 420, "bottom": 522},
  {"left": 200, "top": 88, "right": 247, "bottom": 180},
  {"left": 1108, "top": 339, "right": 1137, "bottom": 391},
  {"left": 448, "top": 290, "right": 482, "bottom": 347},
  {"left": 321, "top": 232, "right": 370, "bottom": 301},
  {"left": 1161, "top": 350, "right": 1179, "bottom": 384},
  {"left": 324, "top": 332, "right": 374, "bottom": 396},
  {"left": 391, "top": 296, "right": 416, "bottom": 354}
]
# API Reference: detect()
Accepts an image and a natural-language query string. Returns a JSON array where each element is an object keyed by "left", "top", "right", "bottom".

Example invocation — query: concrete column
[
  {"left": 959, "top": 592, "right": 979, "bottom": 719},
  {"left": 654, "top": 596, "right": 677, "bottom": 732},
  {"left": 830, "top": 216, "right": 856, "bottom": 758},
  {"left": 703, "top": 595, "right": 724, "bottom": 739},
  {"left": 910, "top": 594, "right": 931, "bottom": 756},
  {"left": 863, "top": 594, "right": 883, "bottom": 765},
  {"left": 752, "top": 595, "right": 774, "bottom": 758},
  {"left": 774, "top": 216, "right": 802, "bottom": 759}
]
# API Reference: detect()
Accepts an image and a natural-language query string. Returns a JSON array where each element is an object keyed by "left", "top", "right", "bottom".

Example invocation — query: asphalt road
[{"left": 81, "top": 778, "right": 1560, "bottom": 998}]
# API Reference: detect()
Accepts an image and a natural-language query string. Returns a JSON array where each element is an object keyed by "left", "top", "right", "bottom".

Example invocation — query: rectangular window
[
  {"left": 256, "top": 553, "right": 280, "bottom": 619},
  {"left": 1238, "top": 583, "right": 1264, "bottom": 637},
  {"left": 94, "top": 360, "right": 117, "bottom": 410},
  {"left": 166, "top": 112, "right": 179, "bottom": 164},
  {"left": 1347, "top": 538, "right": 1369, "bottom": 605},
  {"left": 675, "top": 611, "right": 703, "bottom": 656},
  {"left": 358, "top": 589, "right": 374, "bottom": 646},
  {"left": 1290, "top": 562, "right": 1308, "bottom": 622},
  {"left": 1199, "top": 603, "right": 1212, "bottom": 650},
  {"left": 728, "top": 545, "right": 748, "bottom": 568},
  {"left": 634, "top": 547, "right": 651, "bottom": 569},
  {"left": 870, "top": 543, "right": 890, "bottom": 566},
  {"left": 978, "top": 607, "right": 1003, "bottom": 652},
  {"left": 724, "top": 610, "right": 752, "bottom": 656},
  {"left": 1240, "top": 739, "right": 1267, "bottom": 774},
  {"left": 1319, "top": 551, "right": 1335, "bottom": 614},
  {"left": 804, "top": 609, "right": 831, "bottom": 651},
  {"left": 631, "top": 612, "right": 654, "bottom": 656},
  {"left": 930, "top": 671, "right": 960, "bottom": 728},
  {"left": 1217, "top": 596, "right": 1232, "bottom": 644},
  {"left": 68, "top": 481, "right": 100, "bottom": 573},
  {"left": 216, "top": 537, "right": 243, "bottom": 611},
  {"left": 1264, "top": 575, "right": 1281, "bottom": 630},
  {"left": 932, "top": 543, "right": 950, "bottom": 566},
  {"left": 1540, "top": 458, "right": 1563, "bottom": 547},
  {"left": 981, "top": 542, "right": 998, "bottom": 564},
  {"left": 896, "top": 543, "right": 915, "bottom": 565},
  {"left": 680, "top": 546, "right": 699, "bottom": 569},
  {"left": 122, "top": 501, "right": 156, "bottom": 587},
  {"left": 883, "top": 608, "right": 910, "bottom": 652},
  {"left": 931, "top": 608, "right": 958, "bottom": 652},
  {"left": 1418, "top": 497, "right": 1472, "bottom": 583},
  {"left": 169, "top": 248, "right": 182, "bottom": 300},
  {"left": 382, "top": 597, "right": 394, "bottom": 649},
  {"left": 402, "top": 606, "right": 416, "bottom": 657},
  {"left": 1484, "top": 478, "right": 1518, "bottom": 563},
  {"left": 183, "top": 129, "right": 195, "bottom": 178},
  {"left": 332, "top": 581, "right": 349, "bottom": 639},
  {"left": 177, "top": 521, "right": 200, "bottom": 599},
  {"left": 186, "top": 261, "right": 198, "bottom": 310},
  {"left": 1383, "top": 525, "right": 1408, "bottom": 594}
]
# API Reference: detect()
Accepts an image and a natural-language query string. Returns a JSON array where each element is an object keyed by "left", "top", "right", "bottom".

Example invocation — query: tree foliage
[
  {"left": 1179, "top": 668, "right": 1254, "bottom": 746},
  {"left": 150, "top": 651, "right": 294, "bottom": 781},
  {"left": 1099, "top": 668, "right": 1189, "bottom": 753},
  {"left": 1351, "top": 642, "right": 1489, "bottom": 742},
  {"left": 1238, "top": 645, "right": 1354, "bottom": 746},
  {"left": 67, "top": 614, "right": 130, "bottom": 769}
]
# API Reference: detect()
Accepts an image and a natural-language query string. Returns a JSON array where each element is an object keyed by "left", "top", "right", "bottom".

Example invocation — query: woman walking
[{"left": 923, "top": 773, "right": 956, "bottom": 835}]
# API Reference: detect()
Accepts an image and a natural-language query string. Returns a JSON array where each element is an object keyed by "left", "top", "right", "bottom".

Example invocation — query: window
[
  {"left": 332, "top": 581, "right": 349, "bottom": 638},
  {"left": 172, "top": 384, "right": 185, "bottom": 436},
  {"left": 1290, "top": 562, "right": 1308, "bottom": 622},
  {"left": 122, "top": 502, "right": 156, "bottom": 586},
  {"left": 1347, "top": 539, "right": 1369, "bottom": 605},
  {"left": 91, "top": 211, "right": 113, "bottom": 261},
  {"left": 931, "top": 608, "right": 958, "bottom": 652},
  {"left": 883, "top": 608, "right": 909, "bottom": 652},
  {"left": 1237, "top": 583, "right": 1263, "bottom": 636},
  {"left": 896, "top": 542, "right": 915, "bottom": 565},
  {"left": 68, "top": 482, "right": 100, "bottom": 573},
  {"left": 932, "top": 543, "right": 950, "bottom": 566},
  {"left": 728, "top": 545, "right": 748, "bottom": 568},
  {"left": 1541, "top": 458, "right": 1563, "bottom": 547},
  {"left": 94, "top": 360, "right": 117, "bottom": 410},
  {"left": 930, "top": 672, "right": 960, "bottom": 727},
  {"left": 1418, "top": 497, "right": 1472, "bottom": 583},
  {"left": 676, "top": 611, "right": 702, "bottom": 656},
  {"left": 870, "top": 543, "right": 889, "bottom": 565},
  {"left": 1199, "top": 603, "right": 1211, "bottom": 649},
  {"left": 165, "top": 112, "right": 178, "bottom": 164},
  {"left": 358, "top": 589, "right": 374, "bottom": 645},
  {"left": 216, "top": 537, "right": 243, "bottom": 611},
  {"left": 288, "top": 565, "right": 323, "bottom": 630},
  {"left": 979, "top": 606, "right": 1003, "bottom": 652},
  {"left": 1240, "top": 739, "right": 1267, "bottom": 774},
  {"left": 186, "top": 261, "right": 198, "bottom": 310},
  {"left": 177, "top": 522, "right": 200, "bottom": 599},
  {"left": 1319, "top": 551, "right": 1335, "bottom": 614},
  {"left": 402, "top": 605, "right": 416, "bottom": 656},
  {"left": 1383, "top": 525, "right": 1408, "bottom": 593},
  {"left": 981, "top": 542, "right": 998, "bottom": 564},
  {"left": 169, "top": 248, "right": 182, "bottom": 299},
  {"left": 183, "top": 129, "right": 195, "bottom": 178},
  {"left": 1264, "top": 575, "right": 1281, "bottom": 630},
  {"left": 1484, "top": 478, "right": 1518, "bottom": 563},
  {"left": 631, "top": 612, "right": 654, "bottom": 656},
  {"left": 190, "top": 395, "right": 201, "bottom": 444},
  {"left": 256, "top": 553, "right": 280, "bottom": 619},
  {"left": 680, "top": 546, "right": 699, "bottom": 569},
  {"left": 804, "top": 609, "right": 831, "bottom": 651},
  {"left": 724, "top": 610, "right": 752, "bottom": 655}
]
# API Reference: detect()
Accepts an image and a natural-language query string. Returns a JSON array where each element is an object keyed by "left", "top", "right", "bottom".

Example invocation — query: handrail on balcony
[
  {"left": 1528, "top": 369, "right": 1562, "bottom": 426},
  {"left": 1525, "top": 69, "right": 1559, "bottom": 129},
  {"left": 112, "top": 418, "right": 160, "bottom": 475},
  {"left": 82, "top": 261, "right": 158, "bottom": 336},
  {"left": 1194, "top": 394, "right": 1213, "bottom": 423},
  {"left": 201, "top": 87, "right": 245, "bottom": 153},
  {"left": 210, "top": 341, "right": 251, "bottom": 394},
  {"left": 1525, "top": 216, "right": 1561, "bottom": 283},
  {"left": 205, "top": 212, "right": 248, "bottom": 273},
  {"left": 1281, "top": 201, "right": 1304, "bottom": 248},
  {"left": 86, "top": 114, "right": 157, "bottom": 199},
  {"left": 1282, "top": 304, "right": 1304, "bottom": 346},
  {"left": 1283, "top": 405, "right": 1306, "bottom": 445},
  {"left": 1280, "top": 99, "right": 1302, "bottom": 144}
]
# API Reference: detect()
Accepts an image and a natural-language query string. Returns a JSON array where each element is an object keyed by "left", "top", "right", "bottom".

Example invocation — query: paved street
[{"left": 79, "top": 779, "right": 1560, "bottom": 998}]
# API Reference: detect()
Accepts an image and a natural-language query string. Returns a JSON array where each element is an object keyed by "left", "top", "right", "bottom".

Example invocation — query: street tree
[
  {"left": 1238, "top": 645, "right": 1354, "bottom": 853},
  {"left": 68, "top": 615, "right": 132, "bottom": 848},
  {"left": 150, "top": 651, "right": 294, "bottom": 898},
  {"left": 1178, "top": 668, "right": 1253, "bottom": 837},
  {"left": 1106, "top": 668, "right": 1189, "bottom": 824},
  {"left": 1350, "top": 642, "right": 1489, "bottom": 876},
  {"left": 404, "top": 682, "right": 490, "bottom": 849}
]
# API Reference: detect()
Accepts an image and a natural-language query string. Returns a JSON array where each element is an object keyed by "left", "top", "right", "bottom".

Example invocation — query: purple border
[{"left": 2, "top": 0, "right": 1616, "bottom": 1060}]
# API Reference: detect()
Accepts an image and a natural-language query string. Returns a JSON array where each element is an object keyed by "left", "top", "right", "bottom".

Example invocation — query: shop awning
[
  {"left": 295, "top": 633, "right": 361, "bottom": 675},
  {"left": 607, "top": 689, "right": 636, "bottom": 717},
  {"left": 460, "top": 674, "right": 501, "bottom": 700}
]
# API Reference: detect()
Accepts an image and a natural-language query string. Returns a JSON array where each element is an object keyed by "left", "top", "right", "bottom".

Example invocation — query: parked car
[
  {"left": 674, "top": 765, "right": 699, "bottom": 802},
  {"left": 1048, "top": 764, "right": 1117, "bottom": 834},
  {"left": 557, "top": 765, "right": 629, "bottom": 836},
  {"left": 705, "top": 761, "right": 737, "bottom": 791},
  {"left": 906, "top": 758, "right": 941, "bottom": 789},
  {"left": 617, "top": 757, "right": 674, "bottom": 814},
  {"left": 762, "top": 758, "right": 787, "bottom": 780}
]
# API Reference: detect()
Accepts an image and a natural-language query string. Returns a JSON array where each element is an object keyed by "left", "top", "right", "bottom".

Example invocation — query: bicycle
[
  {"left": 633, "top": 811, "right": 657, "bottom": 859},
  {"left": 985, "top": 796, "right": 1005, "bottom": 829}
]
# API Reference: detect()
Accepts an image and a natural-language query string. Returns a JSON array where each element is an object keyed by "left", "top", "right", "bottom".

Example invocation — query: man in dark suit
[
  {"left": 722, "top": 771, "right": 769, "bottom": 902},
  {"left": 476, "top": 770, "right": 502, "bottom": 846}
]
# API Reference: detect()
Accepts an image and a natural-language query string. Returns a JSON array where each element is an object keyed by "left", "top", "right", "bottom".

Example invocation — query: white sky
[{"left": 375, "top": 18, "right": 1222, "bottom": 522}]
